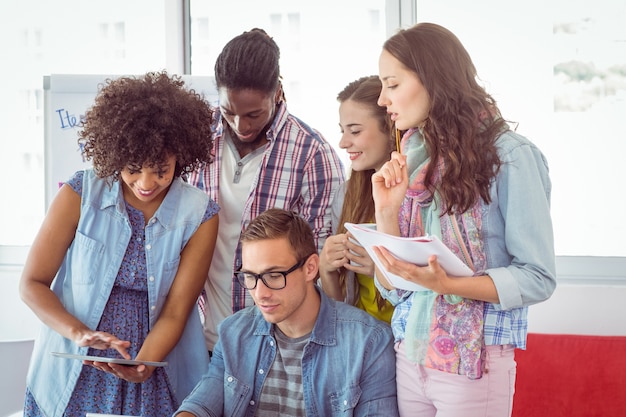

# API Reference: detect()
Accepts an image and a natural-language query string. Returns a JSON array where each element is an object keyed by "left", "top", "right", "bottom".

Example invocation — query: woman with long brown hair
[
  {"left": 319, "top": 75, "right": 395, "bottom": 322},
  {"left": 372, "top": 23, "right": 556, "bottom": 416}
]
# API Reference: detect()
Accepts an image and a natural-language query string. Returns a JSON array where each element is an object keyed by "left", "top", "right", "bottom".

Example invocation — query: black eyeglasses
[{"left": 235, "top": 258, "right": 307, "bottom": 290}]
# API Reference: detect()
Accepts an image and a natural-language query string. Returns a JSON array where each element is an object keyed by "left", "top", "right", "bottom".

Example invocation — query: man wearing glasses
[{"left": 175, "top": 209, "right": 398, "bottom": 417}]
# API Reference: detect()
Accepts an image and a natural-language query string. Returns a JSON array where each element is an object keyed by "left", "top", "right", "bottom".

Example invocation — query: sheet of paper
[{"left": 345, "top": 223, "right": 474, "bottom": 291}]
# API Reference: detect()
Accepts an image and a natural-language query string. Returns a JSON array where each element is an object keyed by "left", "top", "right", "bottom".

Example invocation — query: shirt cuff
[{"left": 485, "top": 266, "right": 523, "bottom": 310}]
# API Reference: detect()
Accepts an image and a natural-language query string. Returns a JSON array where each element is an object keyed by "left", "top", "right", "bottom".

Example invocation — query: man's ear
[
  {"left": 304, "top": 253, "right": 320, "bottom": 283},
  {"left": 274, "top": 82, "right": 284, "bottom": 104}
]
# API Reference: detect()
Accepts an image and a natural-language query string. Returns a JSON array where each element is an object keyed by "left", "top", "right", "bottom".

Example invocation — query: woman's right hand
[
  {"left": 74, "top": 329, "right": 131, "bottom": 359},
  {"left": 319, "top": 234, "right": 349, "bottom": 301},
  {"left": 371, "top": 152, "right": 408, "bottom": 235},
  {"left": 371, "top": 151, "right": 408, "bottom": 215},
  {"left": 319, "top": 233, "right": 349, "bottom": 274}
]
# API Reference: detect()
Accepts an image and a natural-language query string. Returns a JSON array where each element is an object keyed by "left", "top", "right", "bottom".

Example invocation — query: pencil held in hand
[{"left": 395, "top": 129, "right": 401, "bottom": 153}]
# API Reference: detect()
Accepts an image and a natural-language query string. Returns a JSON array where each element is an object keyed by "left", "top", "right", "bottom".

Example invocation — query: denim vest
[
  {"left": 178, "top": 288, "right": 399, "bottom": 417},
  {"left": 27, "top": 170, "right": 211, "bottom": 417}
]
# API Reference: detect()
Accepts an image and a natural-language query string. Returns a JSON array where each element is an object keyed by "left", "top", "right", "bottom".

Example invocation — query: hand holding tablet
[{"left": 51, "top": 352, "right": 168, "bottom": 367}]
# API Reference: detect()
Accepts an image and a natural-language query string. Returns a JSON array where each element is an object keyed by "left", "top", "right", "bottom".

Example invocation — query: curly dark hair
[
  {"left": 384, "top": 23, "right": 509, "bottom": 214},
  {"left": 78, "top": 71, "right": 214, "bottom": 181}
]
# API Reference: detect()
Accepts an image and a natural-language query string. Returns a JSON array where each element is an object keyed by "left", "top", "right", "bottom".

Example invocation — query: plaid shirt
[
  {"left": 380, "top": 288, "right": 529, "bottom": 349},
  {"left": 190, "top": 102, "right": 345, "bottom": 313}
]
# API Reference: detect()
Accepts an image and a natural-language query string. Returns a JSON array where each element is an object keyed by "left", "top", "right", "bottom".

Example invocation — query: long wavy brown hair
[
  {"left": 383, "top": 23, "right": 509, "bottom": 214},
  {"left": 336, "top": 76, "right": 394, "bottom": 306}
]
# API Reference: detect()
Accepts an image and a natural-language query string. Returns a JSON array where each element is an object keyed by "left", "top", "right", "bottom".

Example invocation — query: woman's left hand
[
  {"left": 373, "top": 246, "right": 450, "bottom": 294},
  {"left": 85, "top": 360, "right": 153, "bottom": 383},
  {"left": 343, "top": 232, "right": 375, "bottom": 277}
]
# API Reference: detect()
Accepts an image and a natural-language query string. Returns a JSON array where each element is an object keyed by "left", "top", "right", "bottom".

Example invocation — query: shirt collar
[{"left": 98, "top": 176, "right": 184, "bottom": 229}]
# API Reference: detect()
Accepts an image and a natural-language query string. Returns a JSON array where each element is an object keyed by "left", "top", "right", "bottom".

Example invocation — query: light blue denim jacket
[
  {"left": 176, "top": 288, "right": 399, "bottom": 417},
  {"left": 376, "top": 130, "right": 557, "bottom": 349},
  {"left": 27, "top": 170, "right": 212, "bottom": 417}
]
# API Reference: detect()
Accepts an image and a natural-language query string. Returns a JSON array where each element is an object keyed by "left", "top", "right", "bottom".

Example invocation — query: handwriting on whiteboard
[
  {"left": 55, "top": 108, "right": 87, "bottom": 161},
  {"left": 55, "top": 108, "right": 85, "bottom": 129}
]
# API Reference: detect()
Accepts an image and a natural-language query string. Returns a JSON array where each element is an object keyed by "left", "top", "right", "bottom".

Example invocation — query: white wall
[
  {"left": 525, "top": 257, "right": 626, "bottom": 336},
  {"left": 527, "top": 284, "right": 626, "bottom": 336},
  {"left": 0, "top": 266, "right": 40, "bottom": 341}
]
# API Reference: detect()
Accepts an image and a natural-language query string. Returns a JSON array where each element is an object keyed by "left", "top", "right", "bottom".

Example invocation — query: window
[
  {"left": 189, "top": 0, "right": 388, "bottom": 171},
  {"left": 0, "top": 0, "right": 173, "bottom": 246},
  {"left": 2, "top": 0, "right": 624, "bottom": 274},
  {"left": 414, "top": 0, "right": 626, "bottom": 257}
]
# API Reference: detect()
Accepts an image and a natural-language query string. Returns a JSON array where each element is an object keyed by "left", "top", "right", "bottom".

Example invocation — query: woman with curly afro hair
[{"left": 20, "top": 71, "right": 220, "bottom": 417}]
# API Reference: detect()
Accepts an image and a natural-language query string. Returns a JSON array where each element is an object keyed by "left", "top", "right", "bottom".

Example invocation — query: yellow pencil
[{"left": 395, "top": 129, "right": 401, "bottom": 153}]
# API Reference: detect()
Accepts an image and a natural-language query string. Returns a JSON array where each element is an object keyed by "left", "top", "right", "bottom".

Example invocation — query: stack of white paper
[{"left": 344, "top": 223, "right": 474, "bottom": 291}]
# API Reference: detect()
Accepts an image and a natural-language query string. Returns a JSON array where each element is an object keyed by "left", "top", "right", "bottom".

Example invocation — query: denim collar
[
  {"left": 251, "top": 286, "right": 337, "bottom": 347},
  {"left": 96, "top": 174, "right": 185, "bottom": 230}
]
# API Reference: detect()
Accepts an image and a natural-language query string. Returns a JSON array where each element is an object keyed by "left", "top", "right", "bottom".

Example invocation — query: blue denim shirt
[
  {"left": 27, "top": 170, "right": 212, "bottom": 417},
  {"left": 176, "top": 288, "right": 399, "bottom": 417},
  {"left": 376, "top": 130, "right": 557, "bottom": 349}
]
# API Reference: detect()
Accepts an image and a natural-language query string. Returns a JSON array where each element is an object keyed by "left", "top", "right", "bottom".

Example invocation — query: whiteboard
[{"left": 43, "top": 74, "right": 218, "bottom": 209}]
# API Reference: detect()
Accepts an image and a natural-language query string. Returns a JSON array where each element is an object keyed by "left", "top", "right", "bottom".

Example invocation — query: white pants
[{"left": 395, "top": 340, "right": 517, "bottom": 417}]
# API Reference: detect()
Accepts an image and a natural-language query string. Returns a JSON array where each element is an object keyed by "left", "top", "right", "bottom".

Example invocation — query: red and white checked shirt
[{"left": 190, "top": 102, "right": 345, "bottom": 314}]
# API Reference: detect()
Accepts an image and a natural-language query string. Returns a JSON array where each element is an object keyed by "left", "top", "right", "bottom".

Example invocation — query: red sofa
[{"left": 512, "top": 333, "right": 626, "bottom": 417}]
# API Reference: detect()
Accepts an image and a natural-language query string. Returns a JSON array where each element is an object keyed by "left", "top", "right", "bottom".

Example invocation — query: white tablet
[
  {"left": 86, "top": 414, "right": 140, "bottom": 417},
  {"left": 51, "top": 352, "right": 168, "bottom": 367}
]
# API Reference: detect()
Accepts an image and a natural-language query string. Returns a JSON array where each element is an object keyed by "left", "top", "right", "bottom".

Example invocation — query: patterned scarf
[{"left": 400, "top": 128, "right": 487, "bottom": 380}]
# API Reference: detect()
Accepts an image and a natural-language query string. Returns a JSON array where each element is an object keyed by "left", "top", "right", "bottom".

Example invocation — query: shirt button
[
  {"left": 249, "top": 400, "right": 255, "bottom": 405},
  {"left": 146, "top": 244, "right": 152, "bottom": 250},
  {"left": 150, "top": 305, "right": 156, "bottom": 311},
  {"left": 149, "top": 276, "right": 155, "bottom": 282},
  {"left": 151, "top": 218, "right": 156, "bottom": 224},
  {"left": 269, "top": 340, "right": 274, "bottom": 347},
  {"left": 258, "top": 369, "right": 264, "bottom": 375},
  {"left": 344, "top": 400, "right": 348, "bottom": 405},
  {"left": 227, "top": 376, "right": 233, "bottom": 382}
]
